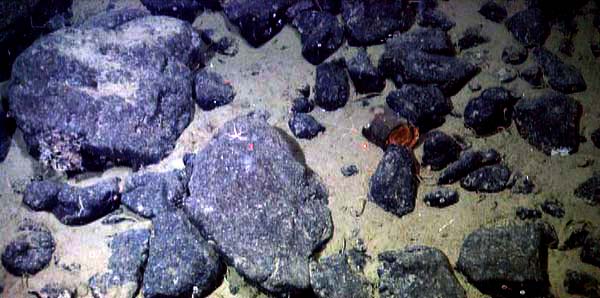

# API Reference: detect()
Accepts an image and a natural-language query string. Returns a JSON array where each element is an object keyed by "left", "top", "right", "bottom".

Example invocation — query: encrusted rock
[
  {"left": 1, "top": 219, "right": 55, "bottom": 276},
  {"left": 369, "top": 145, "right": 418, "bottom": 217}
]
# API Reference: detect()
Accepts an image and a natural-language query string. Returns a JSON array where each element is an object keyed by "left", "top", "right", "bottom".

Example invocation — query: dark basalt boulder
[
  {"left": 421, "top": 130, "right": 461, "bottom": 171},
  {"left": 560, "top": 222, "right": 591, "bottom": 250},
  {"left": 140, "top": 0, "right": 204, "bottom": 21},
  {"left": 194, "top": 70, "right": 236, "bottom": 111},
  {"left": 457, "top": 223, "right": 554, "bottom": 298},
  {"left": 23, "top": 178, "right": 120, "bottom": 225},
  {"left": 516, "top": 207, "right": 542, "bottom": 220},
  {"left": 292, "top": 10, "right": 344, "bottom": 65},
  {"left": 505, "top": 8, "right": 550, "bottom": 48},
  {"left": 288, "top": 113, "right": 326, "bottom": 139},
  {"left": 290, "top": 96, "right": 314, "bottom": 113},
  {"left": 582, "top": 230, "right": 600, "bottom": 268},
  {"left": 341, "top": 0, "right": 415, "bottom": 46},
  {"left": 221, "top": 0, "right": 296, "bottom": 47},
  {"left": 564, "top": 270, "right": 600, "bottom": 297},
  {"left": 533, "top": 47, "right": 587, "bottom": 94},
  {"left": 310, "top": 252, "right": 372, "bottom": 298},
  {"left": 315, "top": 59, "right": 350, "bottom": 111},
  {"left": 540, "top": 199, "right": 565, "bottom": 218},
  {"left": 347, "top": 48, "right": 386, "bottom": 94},
  {"left": 143, "top": 211, "right": 224, "bottom": 298},
  {"left": 369, "top": 145, "right": 418, "bottom": 217},
  {"left": 519, "top": 63, "right": 544, "bottom": 87},
  {"left": 464, "top": 87, "right": 518, "bottom": 136},
  {"left": 1, "top": 219, "right": 55, "bottom": 276},
  {"left": 378, "top": 246, "right": 466, "bottom": 298},
  {"left": 513, "top": 92, "right": 582, "bottom": 156},
  {"left": 379, "top": 48, "right": 479, "bottom": 96},
  {"left": 89, "top": 229, "right": 151, "bottom": 298},
  {"left": 0, "top": 0, "right": 72, "bottom": 81},
  {"left": 8, "top": 13, "right": 202, "bottom": 172},
  {"left": 382, "top": 27, "right": 455, "bottom": 57},
  {"left": 479, "top": 1, "right": 507, "bottom": 23},
  {"left": 417, "top": 8, "right": 455, "bottom": 31},
  {"left": 574, "top": 173, "right": 600, "bottom": 205},
  {"left": 386, "top": 84, "right": 452, "bottom": 131},
  {"left": 184, "top": 112, "right": 333, "bottom": 293},
  {"left": 423, "top": 187, "right": 459, "bottom": 208},
  {"left": 438, "top": 149, "right": 501, "bottom": 185},
  {"left": 121, "top": 170, "right": 188, "bottom": 218},
  {"left": 460, "top": 164, "right": 511, "bottom": 193}
]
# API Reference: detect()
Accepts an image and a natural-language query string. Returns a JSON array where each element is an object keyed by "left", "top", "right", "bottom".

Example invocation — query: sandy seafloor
[{"left": 1, "top": 0, "right": 600, "bottom": 297}]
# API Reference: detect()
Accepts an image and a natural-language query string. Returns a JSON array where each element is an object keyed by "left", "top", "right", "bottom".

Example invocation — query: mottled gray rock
[
  {"left": 457, "top": 223, "right": 553, "bottom": 297},
  {"left": 369, "top": 145, "right": 418, "bottom": 217},
  {"left": 194, "top": 70, "right": 235, "bottom": 111},
  {"left": 121, "top": 170, "right": 188, "bottom": 218},
  {"left": 513, "top": 92, "right": 582, "bottom": 156},
  {"left": 1, "top": 219, "right": 55, "bottom": 276},
  {"left": 533, "top": 47, "right": 586, "bottom": 94},
  {"left": 39, "top": 283, "right": 77, "bottom": 298},
  {"left": 143, "top": 211, "right": 224, "bottom": 298},
  {"left": 8, "top": 13, "right": 201, "bottom": 172},
  {"left": 378, "top": 246, "right": 466, "bottom": 298},
  {"left": 89, "top": 229, "right": 150, "bottom": 298},
  {"left": 288, "top": 113, "right": 325, "bottom": 139},
  {"left": 310, "top": 253, "right": 372, "bottom": 298},
  {"left": 460, "top": 164, "right": 511, "bottom": 193},
  {"left": 23, "top": 178, "right": 120, "bottom": 225},
  {"left": 184, "top": 112, "right": 333, "bottom": 293}
]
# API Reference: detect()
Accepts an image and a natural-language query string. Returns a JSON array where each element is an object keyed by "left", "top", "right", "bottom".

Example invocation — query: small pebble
[
  {"left": 509, "top": 171, "right": 536, "bottom": 194},
  {"left": 288, "top": 113, "right": 325, "bottom": 139},
  {"left": 290, "top": 97, "right": 315, "bottom": 113},
  {"left": 341, "top": 165, "right": 359, "bottom": 177},
  {"left": 541, "top": 199, "right": 565, "bottom": 218},
  {"left": 423, "top": 187, "right": 459, "bottom": 208},
  {"left": 515, "top": 207, "right": 542, "bottom": 220}
]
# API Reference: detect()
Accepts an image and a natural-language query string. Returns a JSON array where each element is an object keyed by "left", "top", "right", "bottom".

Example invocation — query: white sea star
[{"left": 227, "top": 124, "right": 248, "bottom": 141}]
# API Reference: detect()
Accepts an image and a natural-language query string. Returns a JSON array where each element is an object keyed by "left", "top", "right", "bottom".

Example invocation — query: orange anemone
[{"left": 386, "top": 124, "right": 419, "bottom": 149}]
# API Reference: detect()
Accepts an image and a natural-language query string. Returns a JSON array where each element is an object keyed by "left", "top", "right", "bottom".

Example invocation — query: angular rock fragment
[
  {"left": 347, "top": 49, "right": 385, "bottom": 94},
  {"left": 292, "top": 10, "right": 344, "bottom": 65},
  {"left": 421, "top": 130, "right": 461, "bottom": 170},
  {"left": 516, "top": 207, "right": 542, "bottom": 220},
  {"left": 378, "top": 246, "right": 466, "bottom": 298},
  {"left": 288, "top": 113, "right": 326, "bottom": 139},
  {"left": 513, "top": 92, "right": 582, "bottom": 156},
  {"left": 464, "top": 87, "right": 518, "bottom": 136},
  {"left": 505, "top": 8, "right": 550, "bottom": 47},
  {"left": 540, "top": 199, "right": 565, "bottom": 218},
  {"left": 519, "top": 63, "right": 544, "bottom": 87},
  {"left": 508, "top": 172, "right": 536, "bottom": 194},
  {"left": 290, "top": 96, "right": 314, "bottom": 114},
  {"left": 185, "top": 112, "right": 333, "bottom": 293},
  {"left": 89, "top": 229, "right": 150, "bottom": 298},
  {"left": 502, "top": 44, "right": 528, "bottom": 65},
  {"left": 438, "top": 149, "right": 501, "bottom": 185},
  {"left": 143, "top": 211, "right": 224, "bottom": 298},
  {"left": 533, "top": 47, "right": 586, "bottom": 93},
  {"left": 8, "top": 13, "right": 201, "bottom": 172},
  {"left": 424, "top": 187, "right": 459, "bottom": 208},
  {"left": 460, "top": 164, "right": 511, "bottom": 193},
  {"left": 479, "top": 1, "right": 507, "bottom": 23},
  {"left": 23, "top": 179, "right": 120, "bottom": 225},
  {"left": 194, "top": 70, "right": 235, "bottom": 111},
  {"left": 369, "top": 145, "right": 418, "bottom": 217},
  {"left": 1, "top": 219, "right": 55, "bottom": 276},
  {"left": 341, "top": 165, "right": 359, "bottom": 177},
  {"left": 121, "top": 170, "right": 188, "bottom": 218},
  {"left": 386, "top": 84, "right": 452, "bottom": 130},
  {"left": 457, "top": 223, "right": 553, "bottom": 297},
  {"left": 310, "top": 253, "right": 372, "bottom": 298},
  {"left": 315, "top": 60, "right": 350, "bottom": 111},
  {"left": 574, "top": 173, "right": 600, "bottom": 205}
]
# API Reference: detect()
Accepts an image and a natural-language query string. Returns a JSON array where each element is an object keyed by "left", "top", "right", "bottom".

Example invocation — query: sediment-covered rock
[
  {"left": 1, "top": 219, "right": 55, "bottom": 276},
  {"left": 121, "top": 170, "right": 188, "bottom": 218}
]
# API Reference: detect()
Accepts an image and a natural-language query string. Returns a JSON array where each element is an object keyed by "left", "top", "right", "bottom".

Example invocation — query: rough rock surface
[
  {"left": 341, "top": 0, "right": 415, "bottom": 46},
  {"left": 121, "top": 170, "right": 188, "bottom": 218},
  {"left": 315, "top": 60, "right": 350, "bottom": 111},
  {"left": 417, "top": 8, "right": 455, "bottom": 31},
  {"left": 290, "top": 96, "right": 314, "bottom": 114},
  {"left": 560, "top": 222, "right": 591, "bottom": 250},
  {"left": 347, "top": 48, "right": 385, "bottom": 94},
  {"left": 464, "top": 87, "right": 517, "bottom": 136},
  {"left": 423, "top": 187, "right": 459, "bottom": 208},
  {"left": 341, "top": 164, "right": 359, "bottom": 177},
  {"left": 1, "top": 219, "right": 55, "bottom": 276},
  {"left": 194, "top": 70, "right": 236, "bottom": 111},
  {"left": 505, "top": 8, "right": 550, "bottom": 47},
  {"left": 564, "top": 270, "right": 600, "bottom": 297},
  {"left": 582, "top": 230, "right": 600, "bottom": 268},
  {"left": 541, "top": 199, "right": 565, "bottom": 218},
  {"left": 39, "top": 283, "right": 77, "bottom": 298},
  {"left": 140, "top": 0, "right": 204, "bottom": 21},
  {"left": 479, "top": 1, "right": 507, "bottom": 23},
  {"left": 513, "top": 92, "right": 582, "bottom": 156},
  {"left": 574, "top": 173, "right": 600, "bottom": 205},
  {"left": 288, "top": 113, "right": 325, "bottom": 139},
  {"left": 8, "top": 13, "right": 201, "bottom": 172},
  {"left": 378, "top": 246, "right": 466, "bottom": 298},
  {"left": 457, "top": 223, "right": 553, "bottom": 297},
  {"left": 382, "top": 28, "right": 455, "bottom": 57},
  {"left": 421, "top": 130, "right": 461, "bottom": 170},
  {"left": 23, "top": 178, "right": 120, "bottom": 225},
  {"left": 460, "top": 164, "right": 511, "bottom": 193},
  {"left": 533, "top": 47, "right": 587, "bottom": 94},
  {"left": 292, "top": 10, "right": 344, "bottom": 65},
  {"left": 310, "top": 253, "right": 372, "bottom": 298},
  {"left": 143, "top": 211, "right": 224, "bottom": 298},
  {"left": 438, "top": 149, "right": 501, "bottom": 185},
  {"left": 0, "top": 0, "right": 72, "bottom": 81},
  {"left": 89, "top": 229, "right": 150, "bottom": 298},
  {"left": 386, "top": 84, "right": 452, "bottom": 131},
  {"left": 369, "top": 145, "right": 418, "bottom": 217},
  {"left": 221, "top": 0, "right": 295, "bottom": 47},
  {"left": 185, "top": 112, "right": 333, "bottom": 293},
  {"left": 516, "top": 207, "right": 542, "bottom": 220}
]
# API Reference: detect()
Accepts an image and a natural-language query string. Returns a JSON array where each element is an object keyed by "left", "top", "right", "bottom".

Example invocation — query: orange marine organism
[{"left": 386, "top": 124, "right": 420, "bottom": 149}]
